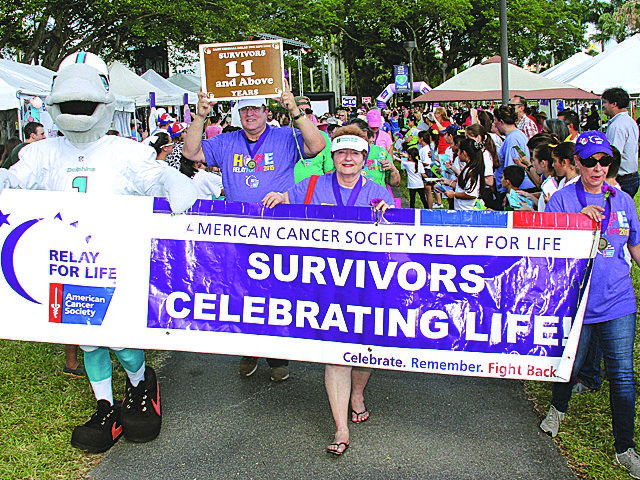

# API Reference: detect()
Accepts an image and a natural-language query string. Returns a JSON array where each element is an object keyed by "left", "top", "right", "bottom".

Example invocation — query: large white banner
[{"left": 0, "top": 190, "right": 597, "bottom": 381}]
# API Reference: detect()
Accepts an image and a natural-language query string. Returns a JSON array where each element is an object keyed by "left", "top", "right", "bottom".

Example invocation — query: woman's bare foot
[{"left": 350, "top": 394, "right": 369, "bottom": 423}]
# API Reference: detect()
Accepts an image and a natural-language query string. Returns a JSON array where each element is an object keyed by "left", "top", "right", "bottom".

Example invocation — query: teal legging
[{"left": 81, "top": 346, "right": 144, "bottom": 383}]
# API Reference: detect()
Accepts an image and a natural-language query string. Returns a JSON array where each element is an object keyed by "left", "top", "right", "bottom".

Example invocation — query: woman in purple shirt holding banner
[
  {"left": 263, "top": 126, "right": 392, "bottom": 456},
  {"left": 540, "top": 131, "right": 640, "bottom": 478}
]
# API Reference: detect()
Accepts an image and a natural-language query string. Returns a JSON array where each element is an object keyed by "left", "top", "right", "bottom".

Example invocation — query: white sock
[
  {"left": 91, "top": 378, "right": 113, "bottom": 405},
  {"left": 126, "top": 362, "right": 146, "bottom": 387}
]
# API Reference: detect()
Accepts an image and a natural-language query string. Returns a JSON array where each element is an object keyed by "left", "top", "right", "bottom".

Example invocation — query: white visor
[
  {"left": 236, "top": 98, "right": 267, "bottom": 109},
  {"left": 331, "top": 135, "right": 369, "bottom": 153}
]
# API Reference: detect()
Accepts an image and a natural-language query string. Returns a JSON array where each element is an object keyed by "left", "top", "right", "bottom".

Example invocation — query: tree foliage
[
  {"left": 592, "top": 0, "right": 640, "bottom": 43},
  {"left": 259, "top": 0, "right": 587, "bottom": 96},
  {"left": 1, "top": 0, "right": 589, "bottom": 96},
  {"left": 0, "top": 0, "right": 252, "bottom": 69}
]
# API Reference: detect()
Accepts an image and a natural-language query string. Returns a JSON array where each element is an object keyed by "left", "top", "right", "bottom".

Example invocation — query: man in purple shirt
[{"left": 183, "top": 86, "right": 325, "bottom": 381}]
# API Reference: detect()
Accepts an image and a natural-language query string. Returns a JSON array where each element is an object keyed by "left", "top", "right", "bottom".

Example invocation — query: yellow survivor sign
[{"left": 199, "top": 40, "right": 285, "bottom": 101}]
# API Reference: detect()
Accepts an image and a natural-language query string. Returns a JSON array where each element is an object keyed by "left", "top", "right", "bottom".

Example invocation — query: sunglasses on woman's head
[{"left": 580, "top": 155, "right": 613, "bottom": 168}]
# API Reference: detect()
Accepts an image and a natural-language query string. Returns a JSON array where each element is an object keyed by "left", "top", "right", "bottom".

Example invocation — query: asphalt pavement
[{"left": 88, "top": 351, "right": 577, "bottom": 480}]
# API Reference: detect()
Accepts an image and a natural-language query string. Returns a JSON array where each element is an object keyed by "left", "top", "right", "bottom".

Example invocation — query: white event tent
[
  {"left": 540, "top": 52, "right": 592, "bottom": 82},
  {"left": 109, "top": 61, "right": 188, "bottom": 107},
  {"left": 543, "top": 35, "right": 640, "bottom": 95},
  {"left": 167, "top": 73, "right": 201, "bottom": 93},
  {"left": 141, "top": 69, "right": 198, "bottom": 104},
  {"left": 412, "top": 56, "right": 599, "bottom": 103}
]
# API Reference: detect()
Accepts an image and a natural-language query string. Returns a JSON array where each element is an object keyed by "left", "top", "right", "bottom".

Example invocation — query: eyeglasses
[
  {"left": 509, "top": 103, "right": 523, "bottom": 107},
  {"left": 580, "top": 155, "right": 613, "bottom": 168},
  {"left": 239, "top": 106, "right": 263, "bottom": 115}
]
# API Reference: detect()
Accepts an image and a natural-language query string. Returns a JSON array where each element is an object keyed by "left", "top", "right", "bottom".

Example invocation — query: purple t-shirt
[
  {"left": 546, "top": 182, "right": 640, "bottom": 323},
  {"left": 201, "top": 126, "right": 305, "bottom": 202},
  {"left": 288, "top": 174, "right": 394, "bottom": 207}
]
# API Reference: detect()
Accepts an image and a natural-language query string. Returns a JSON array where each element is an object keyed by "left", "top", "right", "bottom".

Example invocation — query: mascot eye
[
  {"left": 51, "top": 75, "right": 57, "bottom": 90},
  {"left": 99, "top": 74, "right": 109, "bottom": 91}
]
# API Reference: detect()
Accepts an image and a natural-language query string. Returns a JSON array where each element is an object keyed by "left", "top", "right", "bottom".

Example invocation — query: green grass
[{"left": 0, "top": 342, "right": 165, "bottom": 479}]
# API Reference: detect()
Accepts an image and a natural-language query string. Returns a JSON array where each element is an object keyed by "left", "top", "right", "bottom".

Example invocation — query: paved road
[{"left": 89, "top": 351, "right": 576, "bottom": 480}]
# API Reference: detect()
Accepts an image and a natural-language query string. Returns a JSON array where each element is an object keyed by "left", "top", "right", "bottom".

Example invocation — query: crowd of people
[{"left": 1, "top": 58, "right": 639, "bottom": 476}]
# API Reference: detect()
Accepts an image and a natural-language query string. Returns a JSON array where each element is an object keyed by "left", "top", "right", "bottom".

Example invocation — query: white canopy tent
[
  {"left": 141, "top": 69, "right": 197, "bottom": 104},
  {"left": 540, "top": 52, "right": 593, "bottom": 82},
  {"left": 167, "top": 73, "right": 201, "bottom": 93},
  {"left": 546, "top": 34, "right": 640, "bottom": 95},
  {"left": 0, "top": 59, "right": 52, "bottom": 109},
  {"left": 109, "top": 61, "right": 186, "bottom": 107}
]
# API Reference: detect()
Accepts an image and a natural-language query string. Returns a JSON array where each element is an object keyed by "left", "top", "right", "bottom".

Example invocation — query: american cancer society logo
[
  {"left": 49, "top": 283, "right": 115, "bottom": 325},
  {"left": 0, "top": 208, "right": 117, "bottom": 325}
]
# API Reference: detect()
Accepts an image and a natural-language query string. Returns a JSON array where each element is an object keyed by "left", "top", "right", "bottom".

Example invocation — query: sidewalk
[{"left": 88, "top": 352, "right": 577, "bottom": 480}]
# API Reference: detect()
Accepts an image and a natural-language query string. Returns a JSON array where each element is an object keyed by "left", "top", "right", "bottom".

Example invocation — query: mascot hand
[{"left": 161, "top": 167, "right": 198, "bottom": 214}]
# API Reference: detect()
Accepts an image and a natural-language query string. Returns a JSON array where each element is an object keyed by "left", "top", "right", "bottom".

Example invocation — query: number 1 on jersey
[{"left": 72, "top": 176, "right": 87, "bottom": 193}]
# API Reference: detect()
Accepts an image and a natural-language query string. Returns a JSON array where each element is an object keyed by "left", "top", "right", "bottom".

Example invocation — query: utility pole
[
  {"left": 499, "top": 0, "right": 509, "bottom": 105},
  {"left": 404, "top": 41, "right": 416, "bottom": 101}
]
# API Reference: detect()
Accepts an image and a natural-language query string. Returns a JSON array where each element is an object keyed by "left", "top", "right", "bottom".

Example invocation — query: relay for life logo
[{"left": 0, "top": 209, "right": 116, "bottom": 326}]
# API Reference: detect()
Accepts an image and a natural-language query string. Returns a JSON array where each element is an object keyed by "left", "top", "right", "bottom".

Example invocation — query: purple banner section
[
  {"left": 153, "top": 198, "right": 415, "bottom": 225},
  {"left": 148, "top": 239, "right": 588, "bottom": 357}
]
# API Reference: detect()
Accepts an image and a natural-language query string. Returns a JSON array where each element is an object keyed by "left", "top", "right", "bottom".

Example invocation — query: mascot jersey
[{"left": 8, "top": 136, "right": 164, "bottom": 195}]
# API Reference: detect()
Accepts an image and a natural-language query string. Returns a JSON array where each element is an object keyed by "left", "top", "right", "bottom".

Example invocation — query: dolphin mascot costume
[{"left": 0, "top": 52, "right": 197, "bottom": 452}]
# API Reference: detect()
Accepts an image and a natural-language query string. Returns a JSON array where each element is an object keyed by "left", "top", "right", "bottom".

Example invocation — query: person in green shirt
[
  {"left": 293, "top": 129, "right": 334, "bottom": 182},
  {"left": 347, "top": 118, "right": 400, "bottom": 187}
]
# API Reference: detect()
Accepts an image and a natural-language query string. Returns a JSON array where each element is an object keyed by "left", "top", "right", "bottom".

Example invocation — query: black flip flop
[
  {"left": 327, "top": 442, "right": 349, "bottom": 455},
  {"left": 351, "top": 410, "right": 370, "bottom": 423}
]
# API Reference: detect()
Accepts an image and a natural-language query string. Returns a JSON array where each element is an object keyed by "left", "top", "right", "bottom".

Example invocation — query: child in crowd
[
  {"left": 438, "top": 138, "right": 485, "bottom": 210},
  {"left": 501, "top": 165, "right": 529, "bottom": 210},
  {"left": 401, "top": 146, "right": 428, "bottom": 208},
  {"left": 552, "top": 142, "right": 579, "bottom": 188},
  {"left": 518, "top": 142, "right": 558, "bottom": 211},
  {"left": 465, "top": 123, "right": 500, "bottom": 210}
]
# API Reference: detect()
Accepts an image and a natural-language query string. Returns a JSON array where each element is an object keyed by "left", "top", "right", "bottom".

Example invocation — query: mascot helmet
[{"left": 46, "top": 52, "right": 116, "bottom": 145}]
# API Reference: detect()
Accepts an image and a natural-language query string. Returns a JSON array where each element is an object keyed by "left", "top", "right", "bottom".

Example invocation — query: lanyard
[
  {"left": 242, "top": 125, "right": 271, "bottom": 158},
  {"left": 332, "top": 172, "right": 363, "bottom": 207},
  {"left": 575, "top": 179, "right": 612, "bottom": 234}
]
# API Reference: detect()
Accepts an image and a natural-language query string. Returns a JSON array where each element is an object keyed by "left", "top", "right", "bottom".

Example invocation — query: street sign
[{"left": 342, "top": 96, "right": 357, "bottom": 107}]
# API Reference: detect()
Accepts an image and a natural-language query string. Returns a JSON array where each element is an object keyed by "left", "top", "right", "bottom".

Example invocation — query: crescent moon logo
[{"left": 1, "top": 219, "right": 42, "bottom": 304}]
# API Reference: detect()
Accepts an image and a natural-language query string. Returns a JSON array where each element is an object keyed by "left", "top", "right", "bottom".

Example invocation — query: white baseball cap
[{"left": 236, "top": 98, "right": 267, "bottom": 109}]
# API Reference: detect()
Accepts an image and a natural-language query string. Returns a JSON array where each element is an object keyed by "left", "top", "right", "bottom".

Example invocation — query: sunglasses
[{"left": 580, "top": 155, "right": 613, "bottom": 168}]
